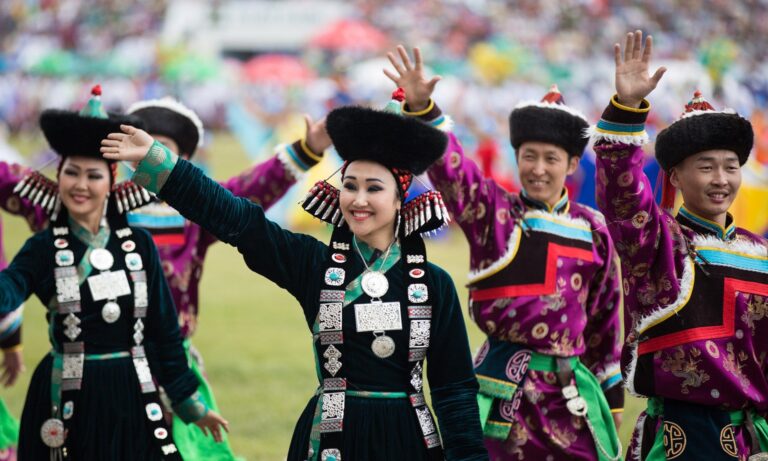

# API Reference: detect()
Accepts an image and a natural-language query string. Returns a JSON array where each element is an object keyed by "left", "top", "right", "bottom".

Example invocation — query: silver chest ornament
[
  {"left": 40, "top": 418, "right": 65, "bottom": 447},
  {"left": 371, "top": 334, "right": 396, "bottom": 359},
  {"left": 89, "top": 248, "right": 114, "bottom": 271},
  {"left": 101, "top": 301, "right": 121, "bottom": 323},
  {"left": 360, "top": 271, "right": 389, "bottom": 299}
]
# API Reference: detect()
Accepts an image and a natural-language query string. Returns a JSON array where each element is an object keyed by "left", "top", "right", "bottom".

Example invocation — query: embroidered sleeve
[
  {"left": 275, "top": 139, "right": 323, "bottom": 180},
  {"left": 0, "top": 234, "right": 42, "bottom": 315},
  {"left": 0, "top": 308, "right": 22, "bottom": 350},
  {"left": 593, "top": 98, "right": 688, "bottom": 325},
  {"left": 149, "top": 157, "right": 326, "bottom": 309},
  {"left": 0, "top": 161, "right": 49, "bottom": 232},
  {"left": 172, "top": 391, "right": 209, "bottom": 423},
  {"left": 201, "top": 146, "right": 307, "bottom": 248},
  {"left": 580, "top": 225, "right": 624, "bottom": 409},
  {"left": 414, "top": 105, "right": 511, "bottom": 255},
  {"left": 425, "top": 267, "right": 487, "bottom": 459},
  {"left": 132, "top": 141, "right": 179, "bottom": 194},
  {"left": 140, "top": 228, "right": 200, "bottom": 410}
]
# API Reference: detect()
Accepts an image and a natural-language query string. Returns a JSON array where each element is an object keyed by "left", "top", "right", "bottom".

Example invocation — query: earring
[
  {"left": 395, "top": 210, "right": 402, "bottom": 238},
  {"left": 101, "top": 193, "right": 110, "bottom": 228}
]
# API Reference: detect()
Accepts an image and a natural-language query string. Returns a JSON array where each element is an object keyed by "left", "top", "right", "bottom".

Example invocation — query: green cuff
[
  {"left": 173, "top": 391, "right": 209, "bottom": 423},
  {"left": 132, "top": 140, "right": 178, "bottom": 194}
]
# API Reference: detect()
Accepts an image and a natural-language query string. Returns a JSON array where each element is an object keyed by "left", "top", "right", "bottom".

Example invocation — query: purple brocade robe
[
  {"left": 592, "top": 97, "right": 768, "bottom": 459},
  {"left": 420, "top": 105, "right": 623, "bottom": 460}
]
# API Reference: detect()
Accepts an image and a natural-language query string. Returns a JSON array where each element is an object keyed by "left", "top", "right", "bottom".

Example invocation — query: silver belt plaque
[
  {"left": 87, "top": 270, "right": 131, "bottom": 301},
  {"left": 354, "top": 302, "right": 402, "bottom": 332}
]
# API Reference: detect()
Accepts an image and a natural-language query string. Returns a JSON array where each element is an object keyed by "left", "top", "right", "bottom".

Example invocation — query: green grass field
[{"left": 2, "top": 133, "right": 643, "bottom": 459}]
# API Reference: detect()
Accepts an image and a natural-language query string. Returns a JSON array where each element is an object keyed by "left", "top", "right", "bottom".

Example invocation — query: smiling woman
[
  {"left": 0, "top": 85, "right": 228, "bottom": 460},
  {"left": 100, "top": 89, "right": 489, "bottom": 460}
]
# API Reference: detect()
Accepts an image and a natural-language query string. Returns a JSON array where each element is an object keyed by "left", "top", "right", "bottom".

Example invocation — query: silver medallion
[
  {"left": 146, "top": 403, "right": 163, "bottom": 421},
  {"left": 54, "top": 238, "right": 69, "bottom": 249},
  {"left": 89, "top": 248, "right": 114, "bottom": 271},
  {"left": 154, "top": 427, "right": 168, "bottom": 440},
  {"left": 55, "top": 250, "right": 74, "bottom": 267},
  {"left": 40, "top": 418, "right": 65, "bottom": 447},
  {"left": 63, "top": 401, "right": 74, "bottom": 420},
  {"left": 125, "top": 253, "right": 143, "bottom": 271},
  {"left": 121, "top": 240, "right": 136, "bottom": 252},
  {"left": 371, "top": 334, "right": 396, "bottom": 358},
  {"left": 361, "top": 271, "right": 389, "bottom": 298},
  {"left": 102, "top": 301, "right": 121, "bottom": 323}
]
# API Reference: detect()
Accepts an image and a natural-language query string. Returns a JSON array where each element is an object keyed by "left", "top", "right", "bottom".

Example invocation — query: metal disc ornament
[
  {"left": 101, "top": 301, "right": 121, "bottom": 323},
  {"left": 371, "top": 334, "right": 396, "bottom": 358},
  {"left": 361, "top": 271, "right": 389, "bottom": 299},
  {"left": 89, "top": 248, "right": 114, "bottom": 271},
  {"left": 40, "top": 418, "right": 65, "bottom": 448}
]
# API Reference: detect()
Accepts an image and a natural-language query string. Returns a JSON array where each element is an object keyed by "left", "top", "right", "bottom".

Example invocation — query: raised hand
[
  {"left": 614, "top": 30, "right": 667, "bottom": 108},
  {"left": 304, "top": 114, "right": 331, "bottom": 155},
  {"left": 383, "top": 45, "right": 441, "bottom": 112},
  {"left": 194, "top": 409, "right": 230, "bottom": 443},
  {"left": 1, "top": 347, "right": 24, "bottom": 388},
  {"left": 100, "top": 125, "right": 156, "bottom": 163}
]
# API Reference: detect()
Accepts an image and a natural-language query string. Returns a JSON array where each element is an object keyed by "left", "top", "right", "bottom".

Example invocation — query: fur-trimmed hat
[
  {"left": 655, "top": 91, "right": 753, "bottom": 171},
  {"left": 40, "top": 85, "right": 144, "bottom": 162},
  {"left": 127, "top": 97, "right": 204, "bottom": 157},
  {"left": 326, "top": 94, "right": 448, "bottom": 176},
  {"left": 509, "top": 84, "right": 589, "bottom": 158}
]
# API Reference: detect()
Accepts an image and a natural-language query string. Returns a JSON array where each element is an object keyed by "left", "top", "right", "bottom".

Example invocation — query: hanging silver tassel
[
  {"left": 12, "top": 174, "right": 29, "bottom": 194},
  {"left": 322, "top": 197, "right": 338, "bottom": 221}
]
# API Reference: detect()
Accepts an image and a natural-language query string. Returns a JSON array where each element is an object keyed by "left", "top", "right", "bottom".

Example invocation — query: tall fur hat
[
  {"left": 325, "top": 90, "right": 447, "bottom": 175},
  {"left": 655, "top": 90, "right": 753, "bottom": 171},
  {"left": 40, "top": 85, "right": 144, "bottom": 162},
  {"left": 509, "top": 84, "right": 589, "bottom": 158},
  {"left": 127, "top": 97, "right": 204, "bottom": 157}
]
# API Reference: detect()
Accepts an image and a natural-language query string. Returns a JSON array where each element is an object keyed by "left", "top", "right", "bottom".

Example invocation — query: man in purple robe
[
  {"left": 592, "top": 30, "right": 768, "bottom": 460},
  {"left": 384, "top": 46, "right": 624, "bottom": 460}
]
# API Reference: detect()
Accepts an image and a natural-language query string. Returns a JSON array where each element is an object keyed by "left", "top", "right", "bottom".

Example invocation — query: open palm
[
  {"left": 383, "top": 45, "right": 441, "bottom": 112},
  {"left": 614, "top": 30, "right": 667, "bottom": 107},
  {"left": 101, "top": 125, "right": 155, "bottom": 163}
]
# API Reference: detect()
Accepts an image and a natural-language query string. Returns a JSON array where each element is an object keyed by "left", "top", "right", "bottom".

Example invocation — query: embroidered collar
[
  {"left": 68, "top": 216, "right": 111, "bottom": 281},
  {"left": 676, "top": 205, "right": 736, "bottom": 240},
  {"left": 344, "top": 239, "right": 401, "bottom": 306},
  {"left": 520, "top": 188, "right": 570, "bottom": 214}
]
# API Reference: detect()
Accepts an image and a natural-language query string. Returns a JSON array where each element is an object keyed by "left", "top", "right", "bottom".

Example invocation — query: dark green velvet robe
[
  {"left": 149, "top": 157, "right": 488, "bottom": 460},
  {"left": 0, "top": 222, "right": 199, "bottom": 460}
]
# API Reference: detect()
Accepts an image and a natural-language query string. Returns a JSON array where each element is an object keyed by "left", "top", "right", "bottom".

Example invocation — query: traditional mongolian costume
[
  {"left": 410, "top": 87, "right": 624, "bottom": 460},
  {"left": 0, "top": 86, "right": 208, "bottom": 460},
  {"left": 127, "top": 91, "right": 488, "bottom": 460},
  {"left": 592, "top": 91, "right": 768, "bottom": 460},
  {"left": 0, "top": 161, "right": 51, "bottom": 461},
  {"left": 126, "top": 97, "right": 319, "bottom": 460}
]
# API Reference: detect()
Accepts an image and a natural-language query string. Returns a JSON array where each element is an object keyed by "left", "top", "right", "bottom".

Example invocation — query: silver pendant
[
  {"left": 55, "top": 249, "right": 74, "bottom": 267},
  {"left": 354, "top": 302, "right": 402, "bottom": 332},
  {"left": 89, "top": 248, "right": 114, "bottom": 271},
  {"left": 371, "top": 334, "right": 396, "bottom": 358},
  {"left": 361, "top": 271, "right": 388, "bottom": 298},
  {"left": 102, "top": 301, "right": 121, "bottom": 323},
  {"left": 124, "top": 253, "right": 143, "bottom": 271},
  {"left": 40, "top": 418, "right": 65, "bottom": 447}
]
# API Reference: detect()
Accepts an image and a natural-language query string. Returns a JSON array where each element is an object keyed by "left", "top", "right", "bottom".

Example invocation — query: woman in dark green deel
[
  {"left": 101, "top": 90, "right": 488, "bottom": 460},
  {"left": 0, "top": 86, "right": 227, "bottom": 460}
]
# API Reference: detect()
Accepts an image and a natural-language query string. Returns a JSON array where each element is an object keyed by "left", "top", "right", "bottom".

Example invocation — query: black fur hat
[
  {"left": 40, "top": 85, "right": 144, "bottom": 161},
  {"left": 509, "top": 85, "right": 589, "bottom": 158},
  {"left": 655, "top": 91, "right": 753, "bottom": 171},
  {"left": 326, "top": 105, "right": 448, "bottom": 175},
  {"left": 128, "top": 98, "right": 204, "bottom": 157}
]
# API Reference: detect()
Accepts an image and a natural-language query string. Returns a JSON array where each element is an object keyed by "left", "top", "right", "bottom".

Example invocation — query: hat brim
[
  {"left": 40, "top": 110, "right": 144, "bottom": 161},
  {"left": 655, "top": 112, "right": 753, "bottom": 171},
  {"left": 509, "top": 105, "right": 589, "bottom": 157},
  {"left": 129, "top": 106, "right": 200, "bottom": 157},
  {"left": 326, "top": 106, "right": 448, "bottom": 175}
]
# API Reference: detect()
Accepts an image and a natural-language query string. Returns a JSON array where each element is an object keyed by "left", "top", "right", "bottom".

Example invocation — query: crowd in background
[{"left": 1, "top": 0, "right": 767, "bottom": 231}]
